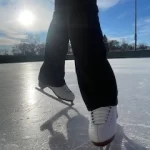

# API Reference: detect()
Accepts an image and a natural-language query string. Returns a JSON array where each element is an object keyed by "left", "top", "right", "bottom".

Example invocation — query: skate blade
[
  {"left": 35, "top": 87, "right": 74, "bottom": 106},
  {"left": 38, "top": 83, "right": 75, "bottom": 102},
  {"left": 99, "top": 143, "right": 111, "bottom": 150},
  {"left": 48, "top": 86, "right": 74, "bottom": 102}
]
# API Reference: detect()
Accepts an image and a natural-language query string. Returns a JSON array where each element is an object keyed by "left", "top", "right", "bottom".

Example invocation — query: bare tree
[
  {"left": 103, "top": 35, "right": 109, "bottom": 52},
  {"left": 109, "top": 40, "right": 120, "bottom": 51},
  {"left": 120, "top": 39, "right": 129, "bottom": 51},
  {"left": 0, "top": 49, "right": 9, "bottom": 55},
  {"left": 12, "top": 35, "right": 40, "bottom": 56},
  {"left": 36, "top": 43, "right": 45, "bottom": 55},
  {"left": 138, "top": 43, "right": 149, "bottom": 50}
]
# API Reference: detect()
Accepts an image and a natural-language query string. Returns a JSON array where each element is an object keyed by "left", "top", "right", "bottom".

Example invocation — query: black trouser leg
[
  {"left": 68, "top": 0, "right": 118, "bottom": 111},
  {"left": 39, "top": 1, "right": 69, "bottom": 87}
]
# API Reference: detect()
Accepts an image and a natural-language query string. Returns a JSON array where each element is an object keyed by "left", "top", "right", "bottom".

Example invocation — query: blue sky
[
  {"left": 0, "top": 0, "right": 150, "bottom": 51},
  {"left": 100, "top": 0, "right": 150, "bottom": 44}
]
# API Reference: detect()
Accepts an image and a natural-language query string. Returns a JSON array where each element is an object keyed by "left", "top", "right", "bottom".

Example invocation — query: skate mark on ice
[
  {"left": 0, "top": 109, "right": 16, "bottom": 126},
  {"left": 3, "top": 144, "right": 19, "bottom": 150},
  {"left": 0, "top": 96, "right": 42, "bottom": 126},
  {"left": 35, "top": 87, "right": 74, "bottom": 106},
  {"left": 24, "top": 98, "right": 42, "bottom": 113},
  {"left": 110, "top": 124, "right": 148, "bottom": 150},
  {"left": 122, "top": 123, "right": 150, "bottom": 129}
]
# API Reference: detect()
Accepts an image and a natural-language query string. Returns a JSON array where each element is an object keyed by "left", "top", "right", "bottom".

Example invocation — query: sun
[{"left": 18, "top": 10, "right": 35, "bottom": 27}]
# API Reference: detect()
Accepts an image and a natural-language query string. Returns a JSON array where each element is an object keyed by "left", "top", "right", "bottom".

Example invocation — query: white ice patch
[
  {"left": 22, "top": 136, "right": 31, "bottom": 140},
  {"left": 3, "top": 144, "right": 19, "bottom": 150},
  {"left": 0, "top": 138, "right": 6, "bottom": 142}
]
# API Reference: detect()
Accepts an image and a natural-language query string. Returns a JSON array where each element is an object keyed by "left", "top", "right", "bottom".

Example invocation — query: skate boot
[
  {"left": 89, "top": 106, "right": 117, "bottom": 147},
  {"left": 39, "top": 81, "right": 75, "bottom": 101}
]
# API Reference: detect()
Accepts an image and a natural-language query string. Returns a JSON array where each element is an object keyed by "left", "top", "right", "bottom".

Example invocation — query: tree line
[
  {"left": 0, "top": 35, "right": 150, "bottom": 56},
  {"left": 103, "top": 35, "right": 150, "bottom": 52}
]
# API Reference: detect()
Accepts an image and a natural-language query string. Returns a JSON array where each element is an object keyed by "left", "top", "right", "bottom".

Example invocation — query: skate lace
[{"left": 91, "top": 107, "right": 112, "bottom": 125}]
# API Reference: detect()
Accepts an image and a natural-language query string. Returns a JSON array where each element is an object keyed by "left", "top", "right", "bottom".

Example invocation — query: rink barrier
[{"left": 0, "top": 50, "right": 150, "bottom": 63}]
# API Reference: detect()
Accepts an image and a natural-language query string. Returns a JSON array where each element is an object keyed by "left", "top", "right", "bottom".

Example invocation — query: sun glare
[{"left": 18, "top": 10, "right": 35, "bottom": 27}]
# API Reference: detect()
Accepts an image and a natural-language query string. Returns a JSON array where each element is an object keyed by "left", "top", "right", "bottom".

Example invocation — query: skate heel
[
  {"left": 93, "top": 135, "right": 115, "bottom": 147},
  {"left": 39, "top": 82, "right": 47, "bottom": 90}
]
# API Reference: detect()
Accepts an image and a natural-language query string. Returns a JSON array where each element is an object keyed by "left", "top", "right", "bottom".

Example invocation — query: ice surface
[
  {"left": 2, "top": 144, "right": 19, "bottom": 150},
  {"left": 22, "top": 136, "right": 32, "bottom": 140},
  {"left": 0, "top": 58, "right": 150, "bottom": 150}
]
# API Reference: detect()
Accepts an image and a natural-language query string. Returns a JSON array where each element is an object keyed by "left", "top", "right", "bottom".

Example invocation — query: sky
[{"left": 0, "top": 0, "right": 150, "bottom": 51}]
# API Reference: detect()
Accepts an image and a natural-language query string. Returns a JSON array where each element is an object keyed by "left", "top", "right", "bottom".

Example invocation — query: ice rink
[{"left": 0, "top": 58, "right": 150, "bottom": 150}]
